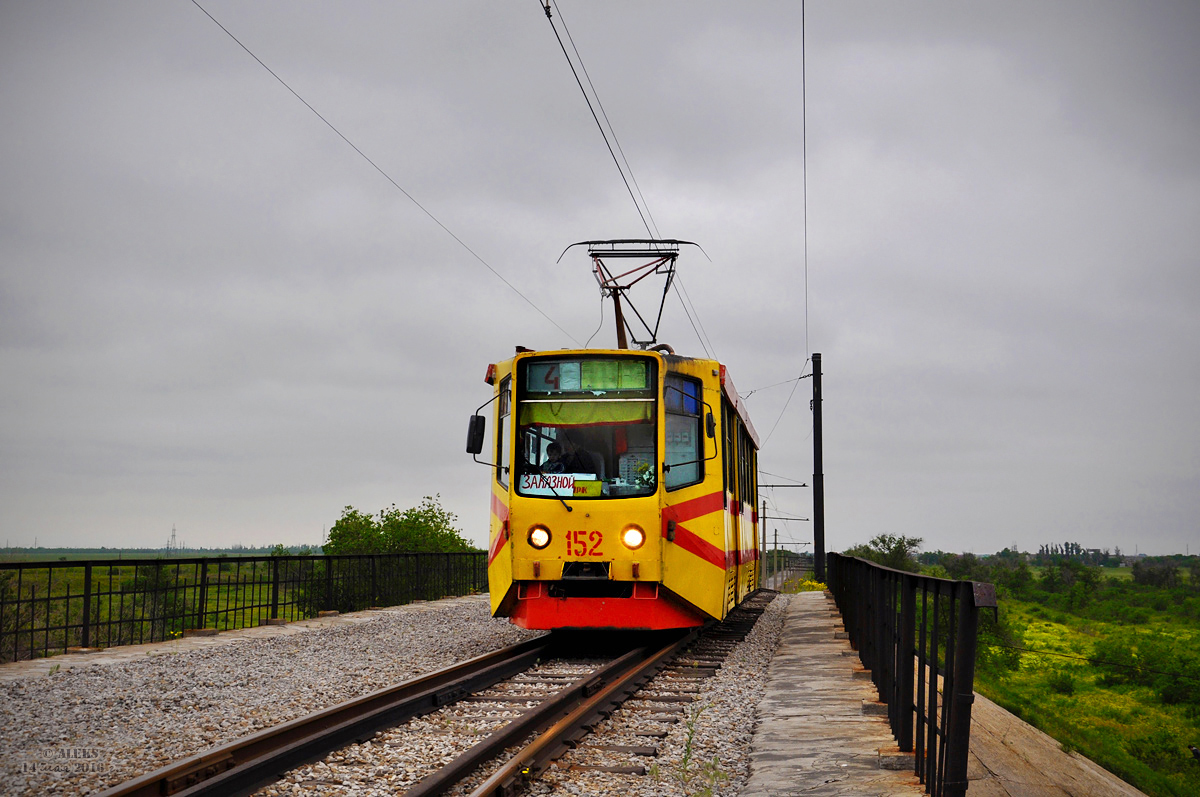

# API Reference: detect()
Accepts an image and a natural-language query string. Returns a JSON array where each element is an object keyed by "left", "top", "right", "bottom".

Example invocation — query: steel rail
[
  {"left": 402, "top": 642, "right": 661, "bottom": 797},
  {"left": 468, "top": 627, "right": 700, "bottom": 797},
  {"left": 93, "top": 637, "right": 552, "bottom": 797}
]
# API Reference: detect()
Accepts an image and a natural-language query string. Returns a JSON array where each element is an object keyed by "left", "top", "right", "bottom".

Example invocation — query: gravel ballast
[
  {"left": 0, "top": 591, "right": 790, "bottom": 796},
  {"left": 528, "top": 592, "right": 789, "bottom": 797},
  {"left": 0, "top": 597, "right": 539, "bottom": 796}
]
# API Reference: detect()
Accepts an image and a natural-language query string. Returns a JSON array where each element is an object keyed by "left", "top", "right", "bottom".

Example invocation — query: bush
[
  {"left": 1115, "top": 605, "right": 1151, "bottom": 625},
  {"left": 1092, "top": 629, "right": 1200, "bottom": 708},
  {"left": 324, "top": 496, "right": 478, "bottom": 555},
  {"left": 976, "top": 607, "right": 1022, "bottom": 675},
  {"left": 1126, "top": 727, "right": 1191, "bottom": 774},
  {"left": 1157, "top": 647, "right": 1200, "bottom": 707},
  {"left": 1132, "top": 559, "right": 1180, "bottom": 588},
  {"left": 1093, "top": 630, "right": 1159, "bottom": 687},
  {"left": 1045, "top": 669, "right": 1076, "bottom": 695}
]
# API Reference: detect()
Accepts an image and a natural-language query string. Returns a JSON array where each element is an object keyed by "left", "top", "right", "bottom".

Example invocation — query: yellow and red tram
[{"left": 468, "top": 347, "right": 759, "bottom": 630}]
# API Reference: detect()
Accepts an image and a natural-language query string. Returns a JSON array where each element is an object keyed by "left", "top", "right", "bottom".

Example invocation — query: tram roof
[{"left": 493, "top": 347, "right": 760, "bottom": 451}]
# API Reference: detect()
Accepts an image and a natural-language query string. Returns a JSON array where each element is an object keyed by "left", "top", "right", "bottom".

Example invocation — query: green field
[
  {"left": 1, "top": 546, "right": 292, "bottom": 563},
  {"left": 964, "top": 558, "right": 1200, "bottom": 797},
  {"left": 977, "top": 598, "right": 1199, "bottom": 797}
]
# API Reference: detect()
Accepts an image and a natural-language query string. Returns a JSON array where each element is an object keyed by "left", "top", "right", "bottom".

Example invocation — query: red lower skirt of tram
[{"left": 508, "top": 581, "right": 708, "bottom": 630}]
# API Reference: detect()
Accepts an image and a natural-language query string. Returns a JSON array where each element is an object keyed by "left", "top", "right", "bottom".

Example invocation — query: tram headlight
[
  {"left": 621, "top": 524, "right": 646, "bottom": 550},
  {"left": 528, "top": 525, "right": 551, "bottom": 550}
]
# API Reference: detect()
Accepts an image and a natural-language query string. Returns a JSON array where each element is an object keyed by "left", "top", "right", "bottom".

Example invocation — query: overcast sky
[{"left": 2, "top": 1, "right": 1197, "bottom": 556}]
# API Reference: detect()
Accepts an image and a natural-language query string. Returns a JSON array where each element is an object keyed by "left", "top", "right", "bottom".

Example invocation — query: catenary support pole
[
  {"left": 812, "top": 352, "right": 825, "bottom": 582},
  {"left": 762, "top": 499, "right": 767, "bottom": 588}
]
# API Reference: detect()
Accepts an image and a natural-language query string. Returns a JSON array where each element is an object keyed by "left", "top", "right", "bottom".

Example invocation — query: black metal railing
[
  {"left": 762, "top": 552, "right": 815, "bottom": 590},
  {"left": 0, "top": 552, "right": 488, "bottom": 664},
  {"left": 828, "top": 552, "right": 997, "bottom": 797}
]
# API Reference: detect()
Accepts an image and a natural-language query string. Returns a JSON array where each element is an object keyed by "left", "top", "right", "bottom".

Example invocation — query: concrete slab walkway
[
  {"left": 743, "top": 591, "right": 925, "bottom": 796},
  {"left": 743, "top": 591, "right": 1146, "bottom": 797}
]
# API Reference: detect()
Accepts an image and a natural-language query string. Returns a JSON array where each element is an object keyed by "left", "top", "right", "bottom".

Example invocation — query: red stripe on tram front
[{"left": 487, "top": 494, "right": 510, "bottom": 566}]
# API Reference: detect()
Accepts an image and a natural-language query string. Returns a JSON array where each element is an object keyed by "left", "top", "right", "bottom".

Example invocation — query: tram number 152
[{"left": 566, "top": 530, "right": 602, "bottom": 557}]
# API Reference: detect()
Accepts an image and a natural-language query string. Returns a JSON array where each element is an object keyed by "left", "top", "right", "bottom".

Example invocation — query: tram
[{"left": 466, "top": 241, "right": 759, "bottom": 631}]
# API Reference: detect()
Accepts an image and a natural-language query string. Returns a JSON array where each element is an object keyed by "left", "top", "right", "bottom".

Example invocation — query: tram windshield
[{"left": 516, "top": 357, "right": 657, "bottom": 499}]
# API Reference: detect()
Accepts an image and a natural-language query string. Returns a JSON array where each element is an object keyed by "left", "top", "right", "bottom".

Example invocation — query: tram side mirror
[
  {"left": 705, "top": 411, "right": 716, "bottom": 439},
  {"left": 466, "top": 415, "right": 486, "bottom": 455}
]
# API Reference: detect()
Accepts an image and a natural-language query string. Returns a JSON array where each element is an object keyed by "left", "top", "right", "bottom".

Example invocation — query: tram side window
[
  {"left": 738, "top": 425, "right": 752, "bottom": 510},
  {"left": 723, "top": 399, "right": 737, "bottom": 501},
  {"left": 748, "top": 447, "right": 758, "bottom": 508},
  {"left": 665, "top": 374, "right": 703, "bottom": 490},
  {"left": 497, "top": 376, "right": 511, "bottom": 487}
]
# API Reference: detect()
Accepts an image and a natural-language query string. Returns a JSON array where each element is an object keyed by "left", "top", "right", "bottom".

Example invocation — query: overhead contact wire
[
  {"left": 763, "top": 357, "right": 809, "bottom": 445},
  {"left": 673, "top": 275, "right": 717, "bottom": 360},
  {"left": 541, "top": 2, "right": 653, "bottom": 239},
  {"left": 551, "top": 0, "right": 661, "bottom": 240},
  {"left": 672, "top": 284, "right": 711, "bottom": 359},
  {"left": 540, "top": 1, "right": 717, "bottom": 359},
  {"left": 191, "top": 0, "right": 579, "bottom": 344}
]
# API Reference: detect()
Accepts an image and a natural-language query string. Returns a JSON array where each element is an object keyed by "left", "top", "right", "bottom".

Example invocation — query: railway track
[{"left": 95, "top": 591, "right": 777, "bottom": 797}]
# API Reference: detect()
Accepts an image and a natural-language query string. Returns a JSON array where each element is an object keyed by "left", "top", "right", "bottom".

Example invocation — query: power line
[
  {"left": 550, "top": 0, "right": 660, "bottom": 240},
  {"left": 671, "top": 282, "right": 711, "bottom": 358},
  {"left": 745, "top": 374, "right": 806, "bottom": 398},
  {"left": 762, "top": 357, "right": 810, "bottom": 444},
  {"left": 671, "top": 276, "right": 714, "bottom": 359},
  {"left": 759, "top": 469, "right": 808, "bottom": 484},
  {"left": 190, "top": 0, "right": 579, "bottom": 345},
  {"left": 541, "top": 1, "right": 653, "bottom": 238},
  {"left": 540, "top": 2, "right": 720, "bottom": 360},
  {"left": 583, "top": 293, "right": 607, "bottom": 348},
  {"left": 765, "top": 510, "right": 810, "bottom": 521}
]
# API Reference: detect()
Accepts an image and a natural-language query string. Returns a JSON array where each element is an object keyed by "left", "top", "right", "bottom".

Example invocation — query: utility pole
[
  {"left": 761, "top": 499, "right": 767, "bottom": 588},
  {"left": 812, "top": 352, "right": 825, "bottom": 582}
]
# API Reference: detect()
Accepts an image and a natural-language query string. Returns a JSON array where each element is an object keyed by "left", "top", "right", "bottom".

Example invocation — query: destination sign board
[{"left": 518, "top": 473, "right": 601, "bottom": 497}]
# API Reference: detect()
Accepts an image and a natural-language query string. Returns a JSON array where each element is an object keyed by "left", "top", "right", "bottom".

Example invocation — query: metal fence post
[
  {"left": 898, "top": 573, "right": 916, "bottom": 752},
  {"left": 197, "top": 562, "right": 209, "bottom": 629},
  {"left": 81, "top": 564, "right": 93, "bottom": 649},
  {"left": 324, "top": 556, "right": 334, "bottom": 610},
  {"left": 270, "top": 558, "right": 280, "bottom": 620},
  {"left": 943, "top": 580, "right": 982, "bottom": 797},
  {"left": 370, "top": 556, "right": 378, "bottom": 605}
]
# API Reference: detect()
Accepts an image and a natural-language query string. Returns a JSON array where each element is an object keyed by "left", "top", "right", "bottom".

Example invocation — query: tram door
[
  {"left": 725, "top": 400, "right": 759, "bottom": 603},
  {"left": 722, "top": 400, "right": 738, "bottom": 613}
]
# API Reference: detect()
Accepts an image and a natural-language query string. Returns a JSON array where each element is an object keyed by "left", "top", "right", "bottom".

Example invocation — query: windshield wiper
[{"left": 534, "top": 465, "right": 573, "bottom": 512}]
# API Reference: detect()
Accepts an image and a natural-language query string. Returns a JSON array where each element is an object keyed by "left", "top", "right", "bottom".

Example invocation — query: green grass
[{"left": 975, "top": 598, "right": 1200, "bottom": 797}]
